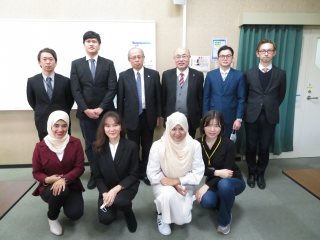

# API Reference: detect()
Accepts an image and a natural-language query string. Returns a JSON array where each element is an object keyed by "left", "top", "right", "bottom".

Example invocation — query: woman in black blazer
[{"left": 92, "top": 111, "right": 140, "bottom": 232}]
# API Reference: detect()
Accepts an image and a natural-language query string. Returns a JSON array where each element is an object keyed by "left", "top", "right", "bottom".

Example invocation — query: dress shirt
[
  {"left": 219, "top": 68, "right": 230, "bottom": 81},
  {"left": 42, "top": 73, "right": 55, "bottom": 91},
  {"left": 109, "top": 142, "right": 119, "bottom": 160},
  {"left": 258, "top": 63, "right": 272, "bottom": 73},
  {"left": 86, "top": 54, "right": 98, "bottom": 71}
]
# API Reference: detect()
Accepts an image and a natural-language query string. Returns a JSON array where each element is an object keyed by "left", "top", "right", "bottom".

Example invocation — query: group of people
[{"left": 28, "top": 30, "right": 286, "bottom": 236}]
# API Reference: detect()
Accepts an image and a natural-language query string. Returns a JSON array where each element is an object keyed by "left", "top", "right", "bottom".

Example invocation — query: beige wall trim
[{"left": 241, "top": 13, "right": 320, "bottom": 26}]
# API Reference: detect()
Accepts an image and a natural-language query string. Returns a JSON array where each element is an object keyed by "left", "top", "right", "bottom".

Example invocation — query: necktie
[
  {"left": 262, "top": 67, "right": 269, "bottom": 73},
  {"left": 222, "top": 72, "right": 227, "bottom": 81},
  {"left": 46, "top": 77, "right": 53, "bottom": 100},
  {"left": 136, "top": 72, "right": 142, "bottom": 115},
  {"left": 90, "top": 59, "right": 96, "bottom": 79},
  {"left": 179, "top": 72, "right": 184, "bottom": 87}
]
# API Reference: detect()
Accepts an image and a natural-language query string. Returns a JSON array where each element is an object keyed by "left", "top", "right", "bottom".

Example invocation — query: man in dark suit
[
  {"left": 244, "top": 39, "right": 286, "bottom": 189},
  {"left": 162, "top": 47, "right": 204, "bottom": 138},
  {"left": 70, "top": 31, "right": 117, "bottom": 189},
  {"left": 27, "top": 48, "right": 74, "bottom": 140},
  {"left": 117, "top": 47, "right": 161, "bottom": 185},
  {"left": 203, "top": 45, "right": 245, "bottom": 138}
]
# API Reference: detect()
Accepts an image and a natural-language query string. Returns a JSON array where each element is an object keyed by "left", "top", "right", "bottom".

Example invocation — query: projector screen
[{"left": 0, "top": 19, "right": 156, "bottom": 110}]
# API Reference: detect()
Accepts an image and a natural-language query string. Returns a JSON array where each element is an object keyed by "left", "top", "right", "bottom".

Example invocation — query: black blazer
[
  {"left": 92, "top": 138, "right": 140, "bottom": 195},
  {"left": 117, "top": 67, "right": 161, "bottom": 130},
  {"left": 162, "top": 67, "right": 204, "bottom": 130},
  {"left": 26, "top": 73, "right": 74, "bottom": 134},
  {"left": 70, "top": 56, "right": 117, "bottom": 119},
  {"left": 244, "top": 65, "right": 286, "bottom": 124}
]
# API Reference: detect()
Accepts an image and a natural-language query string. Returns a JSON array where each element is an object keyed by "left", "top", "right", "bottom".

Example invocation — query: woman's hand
[
  {"left": 45, "top": 175, "right": 62, "bottom": 184},
  {"left": 175, "top": 184, "right": 187, "bottom": 196},
  {"left": 102, "top": 185, "right": 122, "bottom": 207},
  {"left": 160, "top": 177, "right": 179, "bottom": 186},
  {"left": 214, "top": 169, "right": 233, "bottom": 178},
  {"left": 195, "top": 184, "right": 209, "bottom": 203},
  {"left": 50, "top": 178, "right": 66, "bottom": 196}
]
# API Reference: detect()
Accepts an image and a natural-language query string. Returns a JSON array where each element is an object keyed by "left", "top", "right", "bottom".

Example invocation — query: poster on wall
[
  {"left": 190, "top": 55, "right": 210, "bottom": 72},
  {"left": 212, "top": 38, "right": 227, "bottom": 60}
]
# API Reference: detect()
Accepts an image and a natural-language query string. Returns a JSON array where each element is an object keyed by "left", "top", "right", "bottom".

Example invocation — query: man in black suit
[
  {"left": 70, "top": 31, "right": 117, "bottom": 189},
  {"left": 162, "top": 47, "right": 204, "bottom": 138},
  {"left": 27, "top": 48, "right": 74, "bottom": 140},
  {"left": 244, "top": 39, "right": 286, "bottom": 189},
  {"left": 117, "top": 47, "right": 161, "bottom": 185}
]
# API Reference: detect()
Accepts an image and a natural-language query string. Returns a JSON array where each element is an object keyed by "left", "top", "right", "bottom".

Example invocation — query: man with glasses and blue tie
[
  {"left": 27, "top": 48, "right": 74, "bottom": 140},
  {"left": 162, "top": 47, "right": 204, "bottom": 138},
  {"left": 244, "top": 39, "right": 286, "bottom": 190},
  {"left": 117, "top": 47, "right": 161, "bottom": 186},
  {"left": 203, "top": 45, "right": 245, "bottom": 139},
  {"left": 70, "top": 31, "right": 117, "bottom": 189}
]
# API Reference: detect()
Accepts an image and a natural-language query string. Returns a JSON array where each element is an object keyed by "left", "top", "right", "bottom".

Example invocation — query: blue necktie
[
  {"left": 90, "top": 59, "right": 96, "bottom": 79},
  {"left": 46, "top": 77, "right": 53, "bottom": 100},
  {"left": 136, "top": 72, "right": 142, "bottom": 115}
]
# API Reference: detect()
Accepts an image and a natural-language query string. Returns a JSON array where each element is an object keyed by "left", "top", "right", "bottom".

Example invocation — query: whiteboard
[{"left": 0, "top": 20, "right": 156, "bottom": 110}]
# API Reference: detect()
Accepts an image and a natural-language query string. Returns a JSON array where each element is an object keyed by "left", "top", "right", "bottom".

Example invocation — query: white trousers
[{"left": 152, "top": 184, "right": 195, "bottom": 225}]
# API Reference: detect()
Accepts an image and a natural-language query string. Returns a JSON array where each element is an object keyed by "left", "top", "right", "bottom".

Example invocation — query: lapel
[
  {"left": 81, "top": 57, "right": 94, "bottom": 82},
  {"left": 95, "top": 56, "right": 103, "bottom": 82},
  {"left": 38, "top": 74, "right": 51, "bottom": 102},
  {"left": 102, "top": 143, "right": 120, "bottom": 181},
  {"left": 214, "top": 69, "right": 224, "bottom": 93},
  {"left": 222, "top": 68, "right": 234, "bottom": 93},
  {"left": 113, "top": 138, "right": 125, "bottom": 166},
  {"left": 169, "top": 69, "right": 177, "bottom": 98},
  {"left": 265, "top": 65, "right": 278, "bottom": 92},
  {"left": 252, "top": 68, "right": 263, "bottom": 93},
  {"left": 144, "top": 68, "right": 151, "bottom": 97},
  {"left": 128, "top": 69, "right": 139, "bottom": 99}
]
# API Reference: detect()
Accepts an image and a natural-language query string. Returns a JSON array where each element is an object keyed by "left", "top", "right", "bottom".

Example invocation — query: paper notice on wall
[
  {"left": 190, "top": 55, "right": 211, "bottom": 72},
  {"left": 212, "top": 38, "right": 227, "bottom": 60}
]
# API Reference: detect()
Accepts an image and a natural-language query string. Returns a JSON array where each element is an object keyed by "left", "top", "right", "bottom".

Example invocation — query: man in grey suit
[
  {"left": 27, "top": 48, "right": 74, "bottom": 140},
  {"left": 117, "top": 47, "right": 161, "bottom": 185},
  {"left": 245, "top": 39, "right": 286, "bottom": 189},
  {"left": 162, "top": 47, "right": 204, "bottom": 138},
  {"left": 71, "top": 31, "right": 117, "bottom": 189}
]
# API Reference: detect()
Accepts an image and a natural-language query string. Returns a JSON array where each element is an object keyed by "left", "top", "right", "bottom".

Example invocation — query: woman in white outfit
[{"left": 147, "top": 112, "right": 204, "bottom": 235}]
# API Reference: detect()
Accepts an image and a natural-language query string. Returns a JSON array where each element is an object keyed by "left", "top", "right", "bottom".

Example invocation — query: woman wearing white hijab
[
  {"left": 147, "top": 112, "right": 204, "bottom": 236},
  {"left": 32, "top": 110, "right": 85, "bottom": 236}
]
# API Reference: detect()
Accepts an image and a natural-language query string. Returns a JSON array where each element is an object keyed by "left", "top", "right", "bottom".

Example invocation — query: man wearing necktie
[
  {"left": 70, "top": 31, "right": 117, "bottom": 189},
  {"left": 27, "top": 48, "right": 74, "bottom": 140},
  {"left": 203, "top": 45, "right": 245, "bottom": 139},
  {"left": 244, "top": 39, "right": 286, "bottom": 189},
  {"left": 117, "top": 47, "right": 161, "bottom": 185},
  {"left": 161, "top": 47, "right": 204, "bottom": 138}
]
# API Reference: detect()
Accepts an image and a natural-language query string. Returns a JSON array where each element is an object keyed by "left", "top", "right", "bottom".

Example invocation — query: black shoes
[
  {"left": 139, "top": 175, "right": 151, "bottom": 186},
  {"left": 87, "top": 174, "right": 96, "bottom": 189},
  {"left": 247, "top": 174, "right": 256, "bottom": 188},
  {"left": 247, "top": 174, "right": 266, "bottom": 189},
  {"left": 124, "top": 209, "right": 137, "bottom": 232},
  {"left": 257, "top": 175, "right": 266, "bottom": 189}
]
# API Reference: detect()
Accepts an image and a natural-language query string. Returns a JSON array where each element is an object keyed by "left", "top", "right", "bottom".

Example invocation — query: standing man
[
  {"left": 27, "top": 48, "right": 74, "bottom": 140},
  {"left": 245, "top": 39, "right": 286, "bottom": 189},
  {"left": 203, "top": 45, "right": 245, "bottom": 138},
  {"left": 162, "top": 47, "right": 204, "bottom": 138},
  {"left": 117, "top": 47, "right": 161, "bottom": 185},
  {"left": 70, "top": 31, "right": 117, "bottom": 189}
]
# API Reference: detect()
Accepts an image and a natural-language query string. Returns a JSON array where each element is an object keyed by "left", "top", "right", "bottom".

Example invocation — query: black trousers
[
  {"left": 98, "top": 186, "right": 138, "bottom": 225},
  {"left": 126, "top": 111, "right": 154, "bottom": 177},
  {"left": 245, "top": 111, "right": 275, "bottom": 177},
  {"left": 41, "top": 185, "right": 84, "bottom": 220}
]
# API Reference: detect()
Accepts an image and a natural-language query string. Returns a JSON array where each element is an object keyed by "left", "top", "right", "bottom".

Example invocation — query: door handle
[{"left": 307, "top": 96, "right": 319, "bottom": 100}]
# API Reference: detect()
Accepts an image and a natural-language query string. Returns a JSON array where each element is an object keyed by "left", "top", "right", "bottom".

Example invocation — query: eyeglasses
[
  {"left": 175, "top": 54, "right": 190, "bottom": 60},
  {"left": 218, "top": 54, "right": 233, "bottom": 59},
  {"left": 258, "top": 49, "right": 274, "bottom": 54},
  {"left": 130, "top": 55, "right": 144, "bottom": 60}
]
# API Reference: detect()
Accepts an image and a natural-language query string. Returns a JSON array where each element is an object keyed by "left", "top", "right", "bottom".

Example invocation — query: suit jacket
[
  {"left": 117, "top": 67, "right": 161, "bottom": 130},
  {"left": 244, "top": 65, "right": 286, "bottom": 124},
  {"left": 70, "top": 56, "right": 117, "bottom": 119},
  {"left": 162, "top": 67, "right": 204, "bottom": 130},
  {"left": 92, "top": 138, "right": 140, "bottom": 195},
  {"left": 203, "top": 68, "right": 245, "bottom": 124},
  {"left": 32, "top": 136, "right": 85, "bottom": 196},
  {"left": 26, "top": 73, "right": 74, "bottom": 134}
]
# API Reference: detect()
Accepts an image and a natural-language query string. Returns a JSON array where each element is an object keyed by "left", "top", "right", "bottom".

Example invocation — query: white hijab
[
  {"left": 160, "top": 112, "right": 195, "bottom": 178},
  {"left": 44, "top": 110, "right": 70, "bottom": 154}
]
